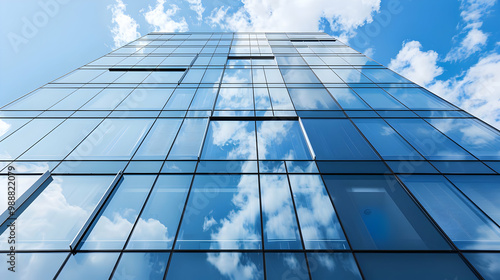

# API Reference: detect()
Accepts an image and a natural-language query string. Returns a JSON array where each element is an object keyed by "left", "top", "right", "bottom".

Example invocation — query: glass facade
[{"left": 0, "top": 32, "right": 498, "bottom": 279}]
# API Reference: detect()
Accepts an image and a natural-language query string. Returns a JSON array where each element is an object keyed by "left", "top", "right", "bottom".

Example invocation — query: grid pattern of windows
[{"left": 1, "top": 32, "right": 499, "bottom": 280}]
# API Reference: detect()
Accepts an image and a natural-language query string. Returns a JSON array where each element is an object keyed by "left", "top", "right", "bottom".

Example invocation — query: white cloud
[
  {"left": 389, "top": 40, "right": 443, "bottom": 87},
  {"left": 143, "top": 0, "right": 189, "bottom": 32},
  {"left": 445, "top": 0, "right": 496, "bottom": 61},
  {"left": 206, "top": 0, "right": 380, "bottom": 39},
  {"left": 108, "top": 0, "right": 141, "bottom": 49},
  {"left": 363, "top": 47, "right": 375, "bottom": 58},
  {"left": 185, "top": 0, "right": 205, "bottom": 21}
]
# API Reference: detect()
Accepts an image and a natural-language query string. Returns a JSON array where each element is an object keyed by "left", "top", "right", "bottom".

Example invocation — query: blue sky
[{"left": 1, "top": 0, "right": 499, "bottom": 127}]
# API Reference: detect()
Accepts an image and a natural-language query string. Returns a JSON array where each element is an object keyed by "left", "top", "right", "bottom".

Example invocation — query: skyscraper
[{"left": 1, "top": 32, "right": 499, "bottom": 279}]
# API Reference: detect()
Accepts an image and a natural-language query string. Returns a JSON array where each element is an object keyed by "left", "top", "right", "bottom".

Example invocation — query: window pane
[
  {"left": 429, "top": 118, "right": 500, "bottom": 160},
  {"left": 112, "top": 252, "right": 170, "bottom": 280},
  {"left": 302, "top": 119, "right": 379, "bottom": 160},
  {"left": 215, "top": 88, "right": 254, "bottom": 110},
  {"left": 176, "top": 175, "right": 261, "bottom": 249},
  {"left": 5, "top": 88, "right": 74, "bottom": 110},
  {"left": 356, "top": 253, "right": 478, "bottom": 280},
  {"left": 163, "top": 88, "right": 195, "bottom": 110},
  {"left": 0, "top": 119, "right": 31, "bottom": 141},
  {"left": 359, "top": 68, "right": 409, "bottom": 83},
  {"left": 55, "top": 69, "right": 105, "bottom": 83},
  {"left": 387, "top": 118, "right": 474, "bottom": 160},
  {"left": 402, "top": 175, "right": 500, "bottom": 250},
  {"left": 254, "top": 88, "right": 272, "bottom": 110},
  {"left": 56, "top": 253, "right": 119, "bottom": 280},
  {"left": 289, "top": 175, "right": 347, "bottom": 249},
  {"left": 201, "top": 121, "right": 257, "bottom": 160},
  {"left": 260, "top": 174, "right": 302, "bottom": 249},
  {"left": 201, "top": 68, "right": 223, "bottom": 83},
  {"left": 332, "top": 69, "right": 372, "bottom": 83},
  {"left": 0, "top": 253, "right": 67, "bottom": 280},
  {"left": 465, "top": 253, "right": 500, "bottom": 280},
  {"left": 280, "top": 68, "right": 321, "bottom": 83},
  {"left": 323, "top": 175, "right": 450, "bottom": 250},
  {"left": 384, "top": 88, "right": 454, "bottom": 110},
  {"left": 222, "top": 68, "right": 252, "bottom": 83},
  {"left": 81, "top": 88, "right": 132, "bottom": 110},
  {"left": 264, "top": 68, "right": 284, "bottom": 83},
  {"left": 68, "top": 119, "right": 154, "bottom": 160},
  {"left": 448, "top": 175, "right": 500, "bottom": 225},
  {"left": 189, "top": 87, "right": 218, "bottom": 110},
  {"left": 268, "top": 87, "right": 294, "bottom": 110},
  {"left": 166, "top": 252, "right": 264, "bottom": 280},
  {"left": 182, "top": 68, "right": 206, "bottom": 83},
  {"left": 353, "top": 118, "right": 423, "bottom": 160},
  {"left": 168, "top": 118, "right": 208, "bottom": 159},
  {"left": 353, "top": 88, "right": 406, "bottom": 110},
  {"left": 311, "top": 68, "right": 343, "bottom": 83},
  {"left": 265, "top": 253, "right": 309, "bottom": 280},
  {"left": 127, "top": 175, "right": 191, "bottom": 249},
  {"left": 307, "top": 253, "right": 362, "bottom": 280},
  {"left": 143, "top": 72, "right": 184, "bottom": 83},
  {"left": 49, "top": 88, "right": 101, "bottom": 110},
  {"left": 288, "top": 88, "right": 340, "bottom": 110},
  {"left": 326, "top": 88, "right": 370, "bottom": 109},
  {"left": 134, "top": 119, "right": 183, "bottom": 160},
  {"left": 80, "top": 175, "right": 155, "bottom": 250},
  {"left": 116, "top": 88, "right": 174, "bottom": 110},
  {"left": 257, "top": 121, "right": 311, "bottom": 160},
  {"left": 0, "top": 176, "right": 114, "bottom": 250}
]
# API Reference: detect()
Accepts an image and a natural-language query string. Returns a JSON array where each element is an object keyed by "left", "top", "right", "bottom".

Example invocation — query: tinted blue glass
[
  {"left": 288, "top": 88, "right": 340, "bottom": 110},
  {"left": 182, "top": 68, "right": 205, "bottom": 83},
  {"left": 323, "top": 175, "right": 450, "bottom": 250},
  {"left": 116, "top": 88, "right": 173, "bottom": 110},
  {"left": 166, "top": 252, "right": 264, "bottom": 280},
  {"left": 311, "top": 68, "right": 344, "bottom": 83},
  {"left": 216, "top": 88, "right": 254, "bottom": 110},
  {"left": 134, "top": 118, "right": 183, "bottom": 160},
  {"left": 81, "top": 88, "right": 132, "bottom": 110},
  {"left": 302, "top": 119, "right": 379, "bottom": 160},
  {"left": 189, "top": 87, "right": 218, "bottom": 110},
  {"left": 254, "top": 88, "right": 272, "bottom": 110},
  {"left": 276, "top": 56, "right": 307, "bottom": 65},
  {"left": 353, "top": 118, "right": 423, "bottom": 160},
  {"left": 56, "top": 253, "right": 119, "bottom": 279},
  {"left": 326, "top": 88, "right": 370, "bottom": 109},
  {"left": 384, "top": 87, "right": 454, "bottom": 110},
  {"left": 201, "top": 68, "right": 223, "bottom": 83},
  {"left": 332, "top": 69, "right": 372, "bottom": 83},
  {"left": 289, "top": 175, "right": 347, "bottom": 249},
  {"left": 55, "top": 69, "right": 106, "bottom": 83},
  {"left": 429, "top": 118, "right": 500, "bottom": 160},
  {"left": 280, "top": 68, "right": 321, "bottom": 83},
  {"left": 353, "top": 88, "right": 406, "bottom": 109},
  {"left": 260, "top": 175, "right": 302, "bottom": 249},
  {"left": 5, "top": 88, "right": 74, "bottom": 110},
  {"left": 307, "top": 253, "right": 362, "bottom": 280},
  {"left": 168, "top": 118, "right": 208, "bottom": 159},
  {"left": 431, "top": 161, "right": 494, "bottom": 174},
  {"left": 0, "top": 252, "right": 67, "bottom": 280},
  {"left": 356, "top": 253, "right": 478, "bottom": 280},
  {"left": 0, "top": 176, "right": 114, "bottom": 250},
  {"left": 127, "top": 175, "right": 191, "bottom": 249},
  {"left": 402, "top": 175, "right": 500, "bottom": 250},
  {"left": 222, "top": 68, "right": 252, "bottom": 83},
  {"left": 268, "top": 87, "right": 294, "bottom": 110},
  {"left": 257, "top": 121, "right": 311, "bottom": 160},
  {"left": 286, "top": 161, "right": 319, "bottom": 173},
  {"left": 112, "top": 252, "right": 169, "bottom": 280},
  {"left": 259, "top": 161, "right": 286, "bottom": 173},
  {"left": 0, "top": 119, "right": 31, "bottom": 141},
  {"left": 447, "top": 175, "right": 500, "bottom": 224},
  {"left": 265, "top": 253, "right": 310, "bottom": 280},
  {"left": 465, "top": 253, "right": 500, "bottom": 280},
  {"left": 201, "top": 121, "right": 257, "bottom": 160},
  {"left": 81, "top": 175, "right": 155, "bottom": 250},
  {"left": 163, "top": 88, "right": 195, "bottom": 110},
  {"left": 161, "top": 161, "right": 197, "bottom": 173},
  {"left": 264, "top": 68, "right": 285, "bottom": 83},
  {"left": 387, "top": 118, "right": 474, "bottom": 160},
  {"left": 359, "top": 68, "right": 410, "bottom": 83},
  {"left": 197, "top": 160, "right": 257, "bottom": 173},
  {"left": 176, "top": 175, "right": 261, "bottom": 249}
]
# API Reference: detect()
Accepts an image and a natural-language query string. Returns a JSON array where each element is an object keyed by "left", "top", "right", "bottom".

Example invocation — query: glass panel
[
  {"left": 127, "top": 175, "right": 191, "bottom": 249},
  {"left": 402, "top": 175, "right": 500, "bottom": 250},
  {"left": 168, "top": 118, "right": 208, "bottom": 159},
  {"left": 20, "top": 119, "right": 100, "bottom": 160},
  {"left": 81, "top": 88, "right": 132, "bottom": 110},
  {"left": 359, "top": 68, "right": 410, "bottom": 83},
  {"left": 143, "top": 71, "right": 184, "bottom": 83},
  {"left": 163, "top": 88, "right": 195, "bottom": 110},
  {"left": 49, "top": 88, "right": 101, "bottom": 110},
  {"left": 189, "top": 87, "right": 218, "bottom": 110},
  {"left": 134, "top": 119, "right": 183, "bottom": 160},
  {"left": 448, "top": 175, "right": 500, "bottom": 225},
  {"left": 5, "top": 88, "right": 74, "bottom": 110},
  {"left": 254, "top": 88, "right": 272, "bottom": 110},
  {"left": 0, "top": 252, "right": 67, "bottom": 280},
  {"left": 353, "top": 88, "right": 406, "bottom": 110},
  {"left": 356, "top": 253, "right": 478, "bottom": 280},
  {"left": 302, "top": 119, "right": 379, "bottom": 160},
  {"left": 280, "top": 68, "right": 321, "bottom": 83},
  {"left": 387, "top": 118, "right": 474, "bottom": 160},
  {"left": 56, "top": 253, "right": 119, "bottom": 280},
  {"left": 116, "top": 88, "right": 174, "bottom": 110},
  {"left": 353, "top": 118, "right": 423, "bottom": 160},
  {"left": 384, "top": 88, "right": 454, "bottom": 110},
  {"left": 114, "top": 71, "right": 151, "bottom": 83},
  {"left": 0, "top": 119, "right": 63, "bottom": 160},
  {"left": 268, "top": 88, "right": 294, "bottom": 110},
  {"left": 288, "top": 88, "right": 340, "bottom": 110},
  {"left": 0, "top": 176, "right": 114, "bottom": 250},
  {"left": 222, "top": 68, "right": 252, "bottom": 83},
  {"left": 182, "top": 68, "right": 206, "bottom": 83},
  {"left": 201, "top": 68, "right": 223, "bottom": 83},
  {"left": 201, "top": 121, "right": 257, "bottom": 160},
  {"left": 323, "top": 175, "right": 450, "bottom": 250},
  {"left": 55, "top": 69, "right": 105, "bottom": 83},
  {"left": 112, "top": 252, "right": 170, "bottom": 280},
  {"left": 326, "top": 88, "right": 370, "bottom": 109},
  {"left": 332, "top": 69, "right": 372, "bottom": 83},
  {"left": 257, "top": 121, "right": 311, "bottom": 160},
  {"left": 215, "top": 88, "right": 254, "bottom": 110},
  {"left": 252, "top": 68, "right": 267, "bottom": 83},
  {"left": 176, "top": 175, "right": 261, "bottom": 249},
  {"left": 0, "top": 119, "right": 31, "bottom": 141},
  {"left": 166, "top": 252, "right": 264, "bottom": 280},
  {"left": 80, "top": 175, "right": 155, "bottom": 250},
  {"left": 260, "top": 174, "right": 302, "bottom": 249},
  {"left": 264, "top": 68, "right": 284, "bottom": 83},
  {"left": 68, "top": 119, "right": 154, "bottom": 160},
  {"left": 265, "top": 252, "right": 310, "bottom": 280},
  {"left": 289, "top": 175, "right": 347, "bottom": 249},
  {"left": 311, "top": 68, "right": 344, "bottom": 83},
  {"left": 307, "top": 253, "right": 362, "bottom": 280},
  {"left": 465, "top": 253, "right": 500, "bottom": 280},
  {"left": 429, "top": 118, "right": 500, "bottom": 160}
]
